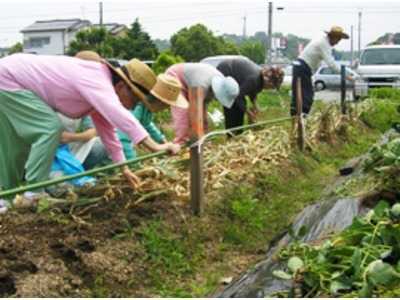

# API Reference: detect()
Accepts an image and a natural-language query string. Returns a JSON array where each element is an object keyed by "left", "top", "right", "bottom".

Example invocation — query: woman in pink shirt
[
  {"left": 0, "top": 53, "right": 185, "bottom": 191},
  {"left": 166, "top": 63, "right": 239, "bottom": 144}
]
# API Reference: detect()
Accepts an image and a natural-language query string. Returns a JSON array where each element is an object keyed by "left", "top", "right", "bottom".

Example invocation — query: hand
[
  {"left": 166, "top": 142, "right": 181, "bottom": 155},
  {"left": 60, "top": 131, "right": 75, "bottom": 144},
  {"left": 247, "top": 107, "right": 259, "bottom": 124},
  {"left": 122, "top": 166, "right": 141, "bottom": 189},
  {"left": 346, "top": 75, "right": 355, "bottom": 82}
]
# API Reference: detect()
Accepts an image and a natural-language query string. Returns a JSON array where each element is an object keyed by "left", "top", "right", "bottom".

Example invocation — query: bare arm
[{"left": 61, "top": 128, "right": 97, "bottom": 143}]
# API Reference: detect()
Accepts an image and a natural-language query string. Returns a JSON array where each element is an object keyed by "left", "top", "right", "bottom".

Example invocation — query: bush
[
  {"left": 369, "top": 87, "right": 400, "bottom": 99},
  {"left": 152, "top": 51, "right": 184, "bottom": 75}
]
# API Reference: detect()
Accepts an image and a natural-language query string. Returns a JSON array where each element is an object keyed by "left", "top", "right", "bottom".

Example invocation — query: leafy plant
[{"left": 273, "top": 201, "right": 400, "bottom": 297}]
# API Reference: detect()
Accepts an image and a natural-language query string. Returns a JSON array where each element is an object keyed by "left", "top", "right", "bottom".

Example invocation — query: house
[
  {"left": 0, "top": 47, "right": 10, "bottom": 57},
  {"left": 93, "top": 23, "right": 128, "bottom": 37},
  {"left": 21, "top": 19, "right": 91, "bottom": 55}
]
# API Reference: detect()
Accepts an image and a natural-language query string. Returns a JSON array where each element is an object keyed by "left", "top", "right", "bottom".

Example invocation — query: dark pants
[
  {"left": 223, "top": 101, "right": 246, "bottom": 136},
  {"left": 291, "top": 59, "right": 314, "bottom": 116}
]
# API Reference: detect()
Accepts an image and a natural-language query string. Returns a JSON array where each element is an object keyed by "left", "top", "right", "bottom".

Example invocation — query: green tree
[
  {"left": 239, "top": 41, "right": 265, "bottom": 64},
  {"left": 170, "top": 24, "right": 239, "bottom": 62},
  {"left": 113, "top": 19, "right": 159, "bottom": 60},
  {"left": 8, "top": 42, "right": 23, "bottom": 54},
  {"left": 67, "top": 27, "right": 114, "bottom": 57},
  {"left": 152, "top": 51, "right": 184, "bottom": 74}
]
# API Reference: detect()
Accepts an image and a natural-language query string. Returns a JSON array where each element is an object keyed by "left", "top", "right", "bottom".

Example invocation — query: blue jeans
[{"left": 83, "top": 139, "right": 109, "bottom": 170}]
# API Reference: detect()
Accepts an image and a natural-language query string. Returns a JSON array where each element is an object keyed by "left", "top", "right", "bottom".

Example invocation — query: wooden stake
[
  {"left": 296, "top": 78, "right": 305, "bottom": 151},
  {"left": 188, "top": 87, "right": 205, "bottom": 216}
]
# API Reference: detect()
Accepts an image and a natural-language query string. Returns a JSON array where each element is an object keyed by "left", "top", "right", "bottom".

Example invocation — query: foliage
[
  {"left": 67, "top": 19, "right": 158, "bottom": 60},
  {"left": 112, "top": 18, "right": 159, "bottom": 60},
  {"left": 364, "top": 137, "right": 400, "bottom": 172},
  {"left": 360, "top": 92, "right": 400, "bottom": 132},
  {"left": 67, "top": 27, "right": 114, "bottom": 57},
  {"left": 369, "top": 87, "right": 400, "bottom": 99},
  {"left": 239, "top": 40, "right": 265, "bottom": 64},
  {"left": 170, "top": 24, "right": 239, "bottom": 61},
  {"left": 152, "top": 51, "right": 184, "bottom": 74},
  {"left": 273, "top": 201, "right": 400, "bottom": 297},
  {"left": 8, "top": 42, "right": 23, "bottom": 54}
]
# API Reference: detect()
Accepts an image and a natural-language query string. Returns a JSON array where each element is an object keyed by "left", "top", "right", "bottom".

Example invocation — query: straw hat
[
  {"left": 324, "top": 26, "right": 349, "bottom": 39},
  {"left": 75, "top": 51, "right": 158, "bottom": 108},
  {"left": 110, "top": 59, "right": 157, "bottom": 106},
  {"left": 150, "top": 74, "right": 188, "bottom": 109},
  {"left": 75, "top": 50, "right": 103, "bottom": 62}
]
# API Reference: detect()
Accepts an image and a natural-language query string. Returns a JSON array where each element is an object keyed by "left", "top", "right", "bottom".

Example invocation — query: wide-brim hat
[
  {"left": 75, "top": 51, "right": 157, "bottom": 109},
  {"left": 324, "top": 26, "right": 349, "bottom": 39},
  {"left": 106, "top": 59, "right": 157, "bottom": 109},
  {"left": 75, "top": 50, "right": 103, "bottom": 62},
  {"left": 150, "top": 74, "right": 188, "bottom": 109},
  {"left": 211, "top": 76, "right": 239, "bottom": 109}
]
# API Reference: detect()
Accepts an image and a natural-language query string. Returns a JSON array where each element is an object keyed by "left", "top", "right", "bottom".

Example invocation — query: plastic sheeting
[{"left": 218, "top": 130, "right": 399, "bottom": 298}]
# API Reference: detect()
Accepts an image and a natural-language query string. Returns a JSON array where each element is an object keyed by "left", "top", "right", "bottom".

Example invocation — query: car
[
  {"left": 354, "top": 45, "right": 400, "bottom": 99},
  {"left": 313, "top": 65, "right": 357, "bottom": 90},
  {"left": 282, "top": 65, "right": 292, "bottom": 86},
  {"left": 200, "top": 55, "right": 250, "bottom": 67},
  {"left": 107, "top": 58, "right": 154, "bottom": 68}
]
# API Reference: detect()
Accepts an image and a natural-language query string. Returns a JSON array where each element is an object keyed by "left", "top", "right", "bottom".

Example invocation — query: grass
[
  {"left": 123, "top": 122, "right": 381, "bottom": 297},
  {"left": 86, "top": 88, "right": 395, "bottom": 297}
]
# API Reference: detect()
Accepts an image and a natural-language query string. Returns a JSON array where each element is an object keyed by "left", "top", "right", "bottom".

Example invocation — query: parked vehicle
[
  {"left": 200, "top": 55, "right": 249, "bottom": 67},
  {"left": 282, "top": 65, "right": 292, "bottom": 86},
  {"left": 354, "top": 45, "right": 400, "bottom": 99},
  {"left": 313, "top": 65, "right": 357, "bottom": 90}
]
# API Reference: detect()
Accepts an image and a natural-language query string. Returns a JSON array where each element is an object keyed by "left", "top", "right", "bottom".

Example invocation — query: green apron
[{"left": 0, "top": 90, "right": 62, "bottom": 190}]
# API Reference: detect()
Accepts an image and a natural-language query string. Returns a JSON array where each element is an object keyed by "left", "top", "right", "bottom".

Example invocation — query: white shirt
[
  {"left": 299, "top": 36, "right": 340, "bottom": 74},
  {"left": 57, "top": 114, "right": 99, "bottom": 163}
]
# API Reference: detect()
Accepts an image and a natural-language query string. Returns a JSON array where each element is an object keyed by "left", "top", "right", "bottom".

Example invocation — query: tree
[
  {"left": 67, "top": 27, "right": 114, "bottom": 57},
  {"left": 113, "top": 19, "right": 159, "bottom": 60},
  {"left": 239, "top": 41, "right": 265, "bottom": 64},
  {"left": 152, "top": 51, "right": 184, "bottom": 74},
  {"left": 170, "top": 24, "right": 239, "bottom": 62},
  {"left": 8, "top": 42, "right": 23, "bottom": 55}
]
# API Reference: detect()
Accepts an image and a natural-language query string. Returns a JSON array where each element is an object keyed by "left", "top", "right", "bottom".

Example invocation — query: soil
[{"left": 0, "top": 192, "right": 191, "bottom": 297}]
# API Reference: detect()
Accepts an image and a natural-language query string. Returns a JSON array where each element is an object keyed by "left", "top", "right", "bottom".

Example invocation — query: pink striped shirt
[{"left": 0, "top": 53, "right": 149, "bottom": 162}]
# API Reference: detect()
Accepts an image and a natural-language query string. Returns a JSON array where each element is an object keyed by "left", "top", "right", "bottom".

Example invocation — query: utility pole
[
  {"left": 242, "top": 14, "right": 247, "bottom": 39},
  {"left": 350, "top": 25, "right": 354, "bottom": 66},
  {"left": 267, "top": 1, "right": 273, "bottom": 64},
  {"left": 99, "top": 2, "right": 103, "bottom": 26},
  {"left": 358, "top": 11, "right": 362, "bottom": 58}
]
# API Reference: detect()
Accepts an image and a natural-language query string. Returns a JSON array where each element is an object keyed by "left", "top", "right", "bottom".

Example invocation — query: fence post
[
  {"left": 340, "top": 65, "right": 347, "bottom": 114},
  {"left": 296, "top": 78, "right": 305, "bottom": 151},
  {"left": 188, "top": 87, "right": 205, "bottom": 216}
]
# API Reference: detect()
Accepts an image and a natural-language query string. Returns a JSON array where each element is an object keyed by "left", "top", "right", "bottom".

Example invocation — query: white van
[{"left": 354, "top": 45, "right": 400, "bottom": 98}]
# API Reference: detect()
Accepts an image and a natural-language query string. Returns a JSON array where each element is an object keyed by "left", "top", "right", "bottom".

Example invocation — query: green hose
[{"left": 0, "top": 116, "right": 292, "bottom": 199}]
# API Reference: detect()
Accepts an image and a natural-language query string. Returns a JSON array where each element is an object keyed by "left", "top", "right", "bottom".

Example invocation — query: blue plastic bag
[{"left": 51, "top": 144, "right": 96, "bottom": 187}]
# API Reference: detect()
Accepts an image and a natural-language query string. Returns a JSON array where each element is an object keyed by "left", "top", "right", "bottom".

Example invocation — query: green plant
[{"left": 273, "top": 201, "right": 400, "bottom": 297}]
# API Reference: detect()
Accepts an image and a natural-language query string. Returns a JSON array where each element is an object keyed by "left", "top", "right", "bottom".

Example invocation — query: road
[{"left": 314, "top": 88, "right": 354, "bottom": 103}]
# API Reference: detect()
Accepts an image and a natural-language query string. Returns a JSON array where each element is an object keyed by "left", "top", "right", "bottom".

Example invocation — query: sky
[{"left": 0, "top": 0, "right": 399, "bottom": 51}]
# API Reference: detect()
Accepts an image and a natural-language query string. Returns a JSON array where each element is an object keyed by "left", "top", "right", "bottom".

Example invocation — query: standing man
[
  {"left": 216, "top": 56, "right": 284, "bottom": 134},
  {"left": 291, "top": 26, "right": 353, "bottom": 116}
]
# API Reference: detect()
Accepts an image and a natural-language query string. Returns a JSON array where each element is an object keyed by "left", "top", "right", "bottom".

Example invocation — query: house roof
[
  {"left": 21, "top": 19, "right": 91, "bottom": 33},
  {"left": 92, "top": 23, "right": 127, "bottom": 35}
]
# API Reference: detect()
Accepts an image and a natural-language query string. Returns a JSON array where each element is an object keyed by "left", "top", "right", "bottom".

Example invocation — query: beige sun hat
[
  {"left": 75, "top": 51, "right": 158, "bottom": 108},
  {"left": 324, "top": 26, "right": 349, "bottom": 39},
  {"left": 75, "top": 50, "right": 103, "bottom": 62},
  {"left": 109, "top": 59, "right": 157, "bottom": 108},
  {"left": 150, "top": 74, "right": 188, "bottom": 109}
]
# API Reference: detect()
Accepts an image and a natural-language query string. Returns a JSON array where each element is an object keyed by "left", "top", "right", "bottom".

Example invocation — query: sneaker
[
  {"left": 0, "top": 199, "right": 10, "bottom": 214},
  {"left": 13, "top": 192, "right": 48, "bottom": 209}
]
